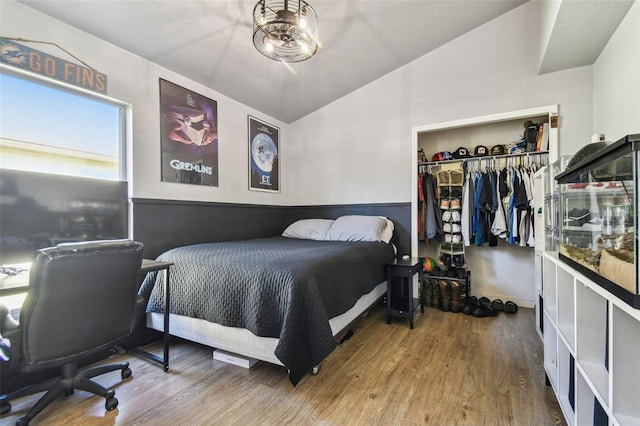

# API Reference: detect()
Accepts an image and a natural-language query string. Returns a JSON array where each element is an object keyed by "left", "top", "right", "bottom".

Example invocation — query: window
[{"left": 0, "top": 70, "right": 126, "bottom": 180}]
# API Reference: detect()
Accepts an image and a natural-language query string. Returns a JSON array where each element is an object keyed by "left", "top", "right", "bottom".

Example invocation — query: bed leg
[
  {"left": 337, "top": 328, "right": 354, "bottom": 345},
  {"left": 311, "top": 365, "right": 321, "bottom": 375}
]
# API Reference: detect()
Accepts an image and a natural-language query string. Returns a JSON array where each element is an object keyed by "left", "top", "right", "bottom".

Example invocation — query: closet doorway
[{"left": 411, "top": 105, "right": 558, "bottom": 307}]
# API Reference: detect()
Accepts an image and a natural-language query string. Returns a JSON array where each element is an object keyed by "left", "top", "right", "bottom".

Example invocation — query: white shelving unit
[{"left": 542, "top": 252, "right": 640, "bottom": 426}]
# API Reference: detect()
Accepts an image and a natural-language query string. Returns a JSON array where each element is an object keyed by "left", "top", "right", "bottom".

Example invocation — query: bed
[{"left": 140, "top": 216, "right": 396, "bottom": 385}]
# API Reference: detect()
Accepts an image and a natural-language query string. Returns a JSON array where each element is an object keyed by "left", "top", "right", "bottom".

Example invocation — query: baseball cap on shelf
[
  {"left": 473, "top": 145, "right": 489, "bottom": 157},
  {"left": 490, "top": 144, "right": 506, "bottom": 156},
  {"left": 431, "top": 151, "right": 453, "bottom": 162},
  {"left": 452, "top": 147, "right": 471, "bottom": 159}
]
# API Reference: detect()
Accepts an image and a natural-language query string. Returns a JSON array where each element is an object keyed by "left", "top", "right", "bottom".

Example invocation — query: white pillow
[
  {"left": 380, "top": 218, "right": 394, "bottom": 244},
  {"left": 326, "top": 215, "right": 392, "bottom": 243},
  {"left": 282, "top": 219, "right": 335, "bottom": 241}
]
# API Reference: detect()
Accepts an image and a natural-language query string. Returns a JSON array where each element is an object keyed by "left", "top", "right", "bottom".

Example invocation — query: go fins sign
[{"left": 0, "top": 38, "right": 107, "bottom": 94}]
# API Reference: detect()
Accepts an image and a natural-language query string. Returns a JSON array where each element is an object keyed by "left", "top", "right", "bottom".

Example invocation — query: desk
[
  {"left": 0, "top": 259, "right": 174, "bottom": 372},
  {"left": 130, "top": 259, "right": 173, "bottom": 372},
  {"left": 385, "top": 258, "right": 425, "bottom": 329}
]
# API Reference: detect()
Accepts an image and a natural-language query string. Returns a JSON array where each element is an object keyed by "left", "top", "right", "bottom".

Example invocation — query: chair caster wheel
[
  {"left": 105, "top": 397, "right": 119, "bottom": 411},
  {"left": 121, "top": 367, "right": 132, "bottom": 379},
  {"left": 311, "top": 365, "right": 321, "bottom": 375},
  {"left": 0, "top": 400, "right": 11, "bottom": 415}
]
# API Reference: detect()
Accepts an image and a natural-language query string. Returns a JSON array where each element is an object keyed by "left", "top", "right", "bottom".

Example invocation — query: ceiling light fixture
[{"left": 253, "top": 0, "right": 319, "bottom": 63}]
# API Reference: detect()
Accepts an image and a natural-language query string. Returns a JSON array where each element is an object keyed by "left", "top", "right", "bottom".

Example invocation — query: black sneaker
[{"left": 453, "top": 254, "right": 465, "bottom": 266}]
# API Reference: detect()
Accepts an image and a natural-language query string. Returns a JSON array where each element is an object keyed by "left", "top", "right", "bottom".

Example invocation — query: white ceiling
[
  {"left": 539, "top": 0, "right": 634, "bottom": 74},
  {"left": 15, "top": 0, "right": 633, "bottom": 124}
]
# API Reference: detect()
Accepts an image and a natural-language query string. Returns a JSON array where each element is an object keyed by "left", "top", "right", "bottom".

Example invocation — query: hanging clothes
[
  {"left": 419, "top": 154, "right": 545, "bottom": 249},
  {"left": 472, "top": 171, "right": 483, "bottom": 246},
  {"left": 522, "top": 167, "right": 535, "bottom": 247},
  {"left": 462, "top": 171, "right": 472, "bottom": 246},
  {"left": 491, "top": 168, "right": 509, "bottom": 239},
  {"left": 419, "top": 171, "right": 443, "bottom": 242},
  {"left": 418, "top": 174, "right": 425, "bottom": 240}
]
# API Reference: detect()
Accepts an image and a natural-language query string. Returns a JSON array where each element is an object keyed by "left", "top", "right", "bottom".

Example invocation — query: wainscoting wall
[
  {"left": 132, "top": 199, "right": 289, "bottom": 260},
  {"left": 132, "top": 199, "right": 411, "bottom": 259}
]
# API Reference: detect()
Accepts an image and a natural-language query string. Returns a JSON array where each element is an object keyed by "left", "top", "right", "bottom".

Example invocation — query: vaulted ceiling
[{"left": 16, "top": 0, "right": 634, "bottom": 123}]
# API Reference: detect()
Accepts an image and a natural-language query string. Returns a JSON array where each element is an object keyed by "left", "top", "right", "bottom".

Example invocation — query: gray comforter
[{"left": 142, "top": 236, "right": 394, "bottom": 385}]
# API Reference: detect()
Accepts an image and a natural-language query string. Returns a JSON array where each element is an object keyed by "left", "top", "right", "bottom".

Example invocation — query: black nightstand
[{"left": 385, "top": 258, "right": 425, "bottom": 329}]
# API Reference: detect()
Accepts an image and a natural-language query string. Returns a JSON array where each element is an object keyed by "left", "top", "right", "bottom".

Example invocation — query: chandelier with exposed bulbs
[{"left": 252, "top": 0, "right": 319, "bottom": 62}]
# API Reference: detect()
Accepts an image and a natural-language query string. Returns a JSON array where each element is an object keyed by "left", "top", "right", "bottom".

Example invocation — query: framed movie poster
[
  {"left": 159, "top": 78, "right": 218, "bottom": 186},
  {"left": 248, "top": 116, "right": 279, "bottom": 192}
]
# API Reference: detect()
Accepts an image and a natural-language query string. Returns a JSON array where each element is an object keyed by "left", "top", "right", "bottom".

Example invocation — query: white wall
[
  {"left": 287, "top": 2, "right": 595, "bottom": 307},
  {"left": 593, "top": 1, "right": 640, "bottom": 140},
  {"left": 288, "top": 1, "right": 593, "bottom": 206},
  {"left": 0, "top": 1, "right": 290, "bottom": 206}
]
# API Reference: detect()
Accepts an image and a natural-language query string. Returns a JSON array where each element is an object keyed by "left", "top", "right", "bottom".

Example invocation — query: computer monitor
[{"left": 0, "top": 169, "right": 128, "bottom": 265}]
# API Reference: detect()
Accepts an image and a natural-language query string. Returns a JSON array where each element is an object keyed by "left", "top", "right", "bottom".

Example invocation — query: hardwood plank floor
[{"left": 1, "top": 306, "right": 566, "bottom": 425}]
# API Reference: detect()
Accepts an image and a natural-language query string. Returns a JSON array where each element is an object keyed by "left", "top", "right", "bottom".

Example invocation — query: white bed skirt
[{"left": 147, "top": 281, "right": 386, "bottom": 366}]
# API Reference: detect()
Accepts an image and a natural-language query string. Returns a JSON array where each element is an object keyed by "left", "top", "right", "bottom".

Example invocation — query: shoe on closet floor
[
  {"left": 462, "top": 296, "right": 479, "bottom": 315},
  {"left": 491, "top": 299, "right": 504, "bottom": 312},
  {"left": 450, "top": 281, "right": 463, "bottom": 313},
  {"left": 472, "top": 304, "right": 499, "bottom": 317},
  {"left": 424, "top": 282, "right": 434, "bottom": 307},
  {"left": 471, "top": 297, "right": 499, "bottom": 317},
  {"left": 504, "top": 301, "right": 518, "bottom": 313},
  {"left": 431, "top": 283, "right": 441, "bottom": 308},
  {"left": 439, "top": 281, "right": 451, "bottom": 312}
]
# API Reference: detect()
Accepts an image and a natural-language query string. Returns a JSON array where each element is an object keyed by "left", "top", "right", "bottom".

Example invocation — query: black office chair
[{"left": 0, "top": 239, "right": 144, "bottom": 426}]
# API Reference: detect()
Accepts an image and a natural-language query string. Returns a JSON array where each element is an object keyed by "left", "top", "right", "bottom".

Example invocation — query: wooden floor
[{"left": 1, "top": 305, "right": 566, "bottom": 425}]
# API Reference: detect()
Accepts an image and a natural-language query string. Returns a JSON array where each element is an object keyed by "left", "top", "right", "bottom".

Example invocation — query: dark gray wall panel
[
  {"left": 132, "top": 199, "right": 289, "bottom": 259},
  {"left": 132, "top": 199, "right": 411, "bottom": 259}
]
